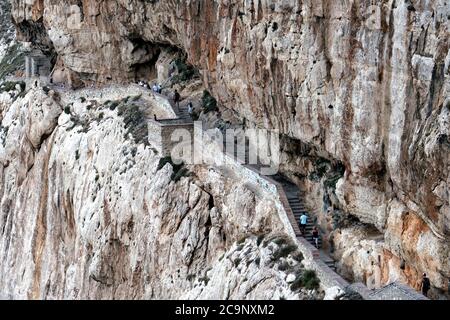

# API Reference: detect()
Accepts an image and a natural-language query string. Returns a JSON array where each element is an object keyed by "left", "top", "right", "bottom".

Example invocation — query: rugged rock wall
[
  {"left": 0, "top": 0, "right": 14, "bottom": 50},
  {"left": 0, "top": 83, "right": 320, "bottom": 299},
  {"left": 7, "top": 0, "right": 450, "bottom": 296}
]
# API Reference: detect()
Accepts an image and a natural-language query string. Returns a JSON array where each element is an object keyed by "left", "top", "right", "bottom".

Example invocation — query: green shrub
[
  {"left": 292, "top": 251, "right": 304, "bottom": 262},
  {"left": 108, "top": 100, "right": 119, "bottom": 111},
  {"left": 131, "top": 94, "right": 142, "bottom": 101},
  {"left": 233, "top": 258, "right": 241, "bottom": 268},
  {"left": 272, "top": 237, "right": 288, "bottom": 247},
  {"left": 272, "top": 244, "right": 297, "bottom": 261},
  {"left": 0, "top": 80, "right": 25, "bottom": 93},
  {"left": 290, "top": 270, "right": 320, "bottom": 291},
  {"left": 118, "top": 103, "right": 149, "bottom": 145},
  {"left": 201, "top": 90, "right": 218, "bottom": 114},
  {"left": 0, "top": 43, "right": 25, "bottom": 81},
  {"left": 172, "top": 57, "right": 199, "bottom": 83},
  {"left": 302, "top": 270, "right": 320, "bottom": 290},
  {"left": 64, "top": 105, "right": 71, "bottom": 114},
  {"left": 309, "top": 158, "right": 332, "bottom": 181},
  {"left": 278, "top": 260, "right": 290, "bottom": 271},
  {"left": 342, "top": 287, "right": 364, "bottom": 300}
]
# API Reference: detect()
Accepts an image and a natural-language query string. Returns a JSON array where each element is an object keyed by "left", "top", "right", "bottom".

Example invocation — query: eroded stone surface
[
  {"left": 6, "top": 0, "right": 450, "bottom": 296},
  {"left": 0, "top": 85, "right": 320, "bottom": 299}
]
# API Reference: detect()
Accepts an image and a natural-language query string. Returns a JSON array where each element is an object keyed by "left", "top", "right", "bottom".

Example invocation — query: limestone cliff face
[
  {"left": 0, "top": 83, "right": 318, "bottom": 299},
  {"left": 7, "top": 0, "right": 450, "bottom": 296}
]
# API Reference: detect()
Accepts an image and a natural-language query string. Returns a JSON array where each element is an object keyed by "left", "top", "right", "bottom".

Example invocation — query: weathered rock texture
[
  {"left": 0, "top": 83, "right": 320, "bottom": 299},
  {"left": 7, "top": 0, "right": 450, "bottom": 296}
]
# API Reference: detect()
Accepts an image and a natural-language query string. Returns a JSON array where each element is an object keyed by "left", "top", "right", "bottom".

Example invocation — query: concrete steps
[
  {"left": 159, "top": 93, "right": 339, "bottom": 273},
  {"left": 274, "top": 177, "right": 337, "bottom": 271}
]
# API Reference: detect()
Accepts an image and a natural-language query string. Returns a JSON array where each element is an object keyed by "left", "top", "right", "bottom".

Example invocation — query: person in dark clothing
[
  {"left": 312, "top": 226, "right": 320, "bottom": 249},
  {"left": 421, "top": 273, "right": 431, "bottom": 297},
  {"left": 173, "top": 89, "right": 181, "bottom": 111}
]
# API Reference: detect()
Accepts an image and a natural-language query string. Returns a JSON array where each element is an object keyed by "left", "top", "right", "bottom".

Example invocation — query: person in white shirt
[{"left": 299, "top": 213, "right": 308, "bottom": 235}]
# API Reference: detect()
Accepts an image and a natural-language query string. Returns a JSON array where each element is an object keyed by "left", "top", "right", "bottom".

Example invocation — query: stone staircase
[
  {"left": 223, "top": 137, "right": 338, "bottom": 271},
  {"left": 175, "top": 104, "right": 191, "bottom": 120},
  {"left": 269, "top": 174, "right": 337, "bottom": 272},
  {"left": 156, "top": 93, "right": 342, "bottom": 277}
]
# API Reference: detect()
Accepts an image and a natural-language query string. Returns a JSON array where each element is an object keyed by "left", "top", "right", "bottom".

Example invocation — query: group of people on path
[
  {"left": 137, "top": 80, "right": 162, "bottom": 94},
  {"left": 299, "top": 213, "right": 320, "bottom": 249}
]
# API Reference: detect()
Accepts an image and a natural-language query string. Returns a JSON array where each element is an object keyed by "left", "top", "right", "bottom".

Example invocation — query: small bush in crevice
[
  {"left": 272, "top": 237, "right": 288, "bottom": 247},
  {"left": 201, "top": 90, "right": 218, "bottom": 114},
  {"left": 0, "top": 43, "right": 25, "bottom": 81},
  {"left": 290, "top": 270, "right": 320, "bottom": 291},
  {"left": 118, "top": 103, "right": 149, "bottom": 145},
  {"left": 105, "top": 100, "right": 120, "bottom": 111},
  {"left": 341, "top": 287, "right": 364, "bottom": 300},
  {"left": 172, "top": 56, "right": 200, "bottom": 83},
  {"left": 0, "top": 80, "right": 25, "bottom": 93},
  {"left": 272, "top": 244, "right": 297, "bottom": 261},
  {"left": 292, "top": 251, "right": 304, "bottom": 263},
  {"left": 277, "top": 260, "right": 290, "bottom": 271}
]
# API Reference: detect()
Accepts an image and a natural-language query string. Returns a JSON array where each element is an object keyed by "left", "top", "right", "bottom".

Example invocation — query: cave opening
[{"left": 126, "top": 36, "right": 199, "bottom": 86}]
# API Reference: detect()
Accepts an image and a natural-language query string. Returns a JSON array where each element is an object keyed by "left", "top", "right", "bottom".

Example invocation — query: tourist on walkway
[
  {"left": 173, "top": 89, "right": 181, "bottom": 111},
  {"left": 152, "top": 83, "right": 158, "bottom": 93},
  {"left": 421, "top": 273, "right": 431, "bottom": 297},
  {"left": 312, "top": 226, "right": 319, "bottom": 249},
  {"left": 187, "top": 101, "right": 193, "bottom": 117},
  {"left": 299, "top": 212, "right": 308, "bottom": 235}
]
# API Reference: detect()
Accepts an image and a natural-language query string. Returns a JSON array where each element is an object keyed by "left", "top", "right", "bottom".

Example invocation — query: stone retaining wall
[
  {"left": 148, "top": 119, "right": 195, "bottom": 157},
  {"left": 196, "top": 128, "right": 352, "bottom": 291}
]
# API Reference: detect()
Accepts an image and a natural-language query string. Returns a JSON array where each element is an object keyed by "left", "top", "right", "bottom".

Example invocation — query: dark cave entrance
[
  {"left": 128, "top": 36, "right": 162, "bottom": 82},
  {"left": 127, "top": 35, "right": 193, "bottom": 85}
]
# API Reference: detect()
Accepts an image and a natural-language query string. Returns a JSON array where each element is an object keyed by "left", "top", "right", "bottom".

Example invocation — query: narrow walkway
[
  {"left": 220, "top": 137, "right": 339, "bottom": 273},
  {"left": 270, "top": 174, "right": 337, "bottom": 272}
]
